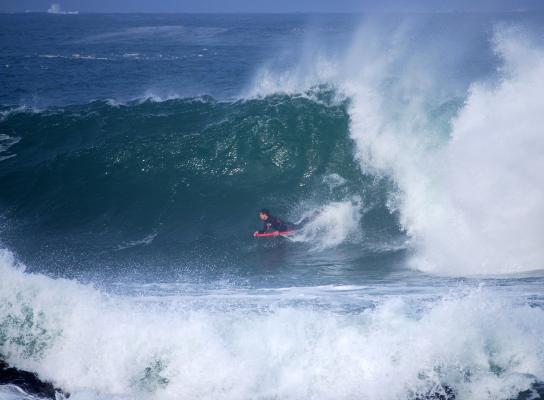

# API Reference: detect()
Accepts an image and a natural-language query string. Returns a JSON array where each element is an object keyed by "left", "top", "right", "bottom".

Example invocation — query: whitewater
[{"left": 0, "top": 12, "right": 543, "bottom": 400}]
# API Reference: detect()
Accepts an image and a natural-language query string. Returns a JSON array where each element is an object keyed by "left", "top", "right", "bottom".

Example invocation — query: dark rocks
[{"left": 0, "top": 359, "right": 68, "bottom": 399}]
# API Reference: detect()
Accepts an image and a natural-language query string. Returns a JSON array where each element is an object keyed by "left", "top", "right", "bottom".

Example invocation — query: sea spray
[
  {"left": 291, "top": 198, "right": 363, "bottom": 250},
  {"left": 346, "top": 27, "right": 544, "bottom": 274}
]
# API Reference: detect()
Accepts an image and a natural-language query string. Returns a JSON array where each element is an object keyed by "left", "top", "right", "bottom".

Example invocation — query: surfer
[
  {"left": 254, "top": 209, "right": 292, "bottom": 237},
  {"left": 253, "top": 208, "right": 318, "bottom": 237}
]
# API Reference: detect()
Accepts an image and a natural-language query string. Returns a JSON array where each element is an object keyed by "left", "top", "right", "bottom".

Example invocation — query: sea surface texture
[{"left": 0, "top": 12, "right": 544, "bottom": 400}]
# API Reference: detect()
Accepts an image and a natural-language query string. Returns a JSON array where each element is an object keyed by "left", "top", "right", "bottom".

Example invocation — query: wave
[
  {"left": 37, "top": 54, "right": 111, "bottom": 61},
  {"left": 346, "top": 27, "right": 544, "bottom": 275},
  {"left": 0, "top": 93, "right": 399, "bottom": 270},
  {"left": 2, "top": 17, "right": 544, "bottom": 276},
  {"left": 35, "top": 52, "right": 206, "bottom": 62},
  {"left": 0, "top": 134, "right": 21, "bottom": 162},
  {"left": 0, "top": 248, "right": 543, "bottom": 400},
  {"left": 245, "top": 21, "right": 544, "bottom": 275}
]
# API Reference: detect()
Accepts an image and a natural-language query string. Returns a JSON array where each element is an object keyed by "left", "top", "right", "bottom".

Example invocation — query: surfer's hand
[{"left": 253, "top": 231, "right": 258, "bottom": 237}]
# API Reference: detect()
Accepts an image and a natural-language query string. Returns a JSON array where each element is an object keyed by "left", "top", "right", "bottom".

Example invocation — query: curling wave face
[{"left": 0, "top": 91, "right": 403, "bottom": 281}]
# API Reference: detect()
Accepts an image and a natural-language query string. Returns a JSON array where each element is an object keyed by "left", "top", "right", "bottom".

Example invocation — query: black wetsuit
[{"left": 258, "top": 215, "right": 292, "bottom": 234}]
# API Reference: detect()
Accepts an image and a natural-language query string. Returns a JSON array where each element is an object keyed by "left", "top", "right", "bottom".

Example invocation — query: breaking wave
[{"left": 1, "top": 248, "right": 543, "bottom": 400}]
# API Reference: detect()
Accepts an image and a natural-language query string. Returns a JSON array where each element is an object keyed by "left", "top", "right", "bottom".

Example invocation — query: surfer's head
[{"left": 259, "top": 209, "right": 270, "bottom": 221}]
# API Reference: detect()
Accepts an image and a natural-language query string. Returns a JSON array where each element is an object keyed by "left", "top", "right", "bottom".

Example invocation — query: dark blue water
[
  {"left": 1, "top": 12, "right": 543, "bottom": 400},
  {"left": 0, "top": 14, "right": 361, "bottom": 106}
]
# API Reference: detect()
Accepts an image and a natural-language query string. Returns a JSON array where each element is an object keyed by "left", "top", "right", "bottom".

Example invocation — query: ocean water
[{"left": 0, "top": 12, "right": 544, "bottom": 400}]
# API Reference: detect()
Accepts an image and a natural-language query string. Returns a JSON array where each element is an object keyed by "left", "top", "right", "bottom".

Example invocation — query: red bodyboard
[{"left": 254, "top": 230, "right": 294, "bottom": 237}]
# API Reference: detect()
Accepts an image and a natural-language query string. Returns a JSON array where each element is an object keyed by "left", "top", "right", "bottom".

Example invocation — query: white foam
[
  {"left": 345, "top": 27, "right": 544, "bottom": 275},
  {"left": 322, "top": 173, "right": 347, "bottom": 190},
  {"left": 0, "top": 384, "right": 47, "bottom": 400},
  {"left": 407, "top": 29, "right": 544, "bottom": 274},
  {"left": 291, "top": 198, "right": 362, "bottom": 250},
  {"left": 37, "top": 54, "right": 110, "bottom": 61},
  {"left": 0, "top": 248, "right": 543, "bottom": 400},
  {"left": 138, "top": 90, "right": 183, "bottom": 103}
]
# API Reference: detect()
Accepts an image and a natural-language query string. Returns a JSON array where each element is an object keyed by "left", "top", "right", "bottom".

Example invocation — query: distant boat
[{"left": 47, "top": 3, "right": 79, "bottom": 14}]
